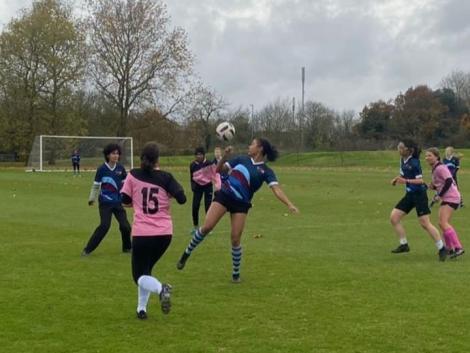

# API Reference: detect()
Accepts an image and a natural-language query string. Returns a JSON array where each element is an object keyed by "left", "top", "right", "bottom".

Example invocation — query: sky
[{"left": 1, "top": 0, "right": 470, "bottom": 113}]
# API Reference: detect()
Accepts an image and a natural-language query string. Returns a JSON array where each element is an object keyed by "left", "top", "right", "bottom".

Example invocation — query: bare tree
[
  {"left": 303, "top": 101, "right": 336, "bottom": 149},
  {"left": 440, "top": 70, "right": 470, "bottom": 108},
  {"left": 254, "top": 98, "right": 302, "bottom": 150},
  {"left": 185, "top": 84, "right": 227, "bottom": 151},
  {"left": 87, "top": 0, "right": 193, "bottom": 136}
]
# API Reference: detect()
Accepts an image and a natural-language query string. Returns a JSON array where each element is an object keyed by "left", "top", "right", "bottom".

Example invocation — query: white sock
[
  {"left": 137, "top": 286, "right": 151, "bottom": 312},
  {"left": 435, "top": 239, "right": 444, "bottom": 250},
  {"left": 137, "top": 275, "right": 162, "bottom": 294},
  {"left": 400, "top": 238, "right": 408, "bottom": 245}
]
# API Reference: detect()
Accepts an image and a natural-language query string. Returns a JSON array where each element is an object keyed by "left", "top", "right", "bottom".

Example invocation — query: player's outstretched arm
[{"left": 270, "top": 184, "right": 299, "bottom": 213}]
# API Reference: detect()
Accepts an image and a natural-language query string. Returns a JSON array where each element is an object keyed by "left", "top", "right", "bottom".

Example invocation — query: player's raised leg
[{"left": 177, "top": 201, "right": 227, "bottom": 270}]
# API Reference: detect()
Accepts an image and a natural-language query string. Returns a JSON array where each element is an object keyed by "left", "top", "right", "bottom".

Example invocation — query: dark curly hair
[{"left": 103, "top": 143, "right": 122, "bottom": 162}]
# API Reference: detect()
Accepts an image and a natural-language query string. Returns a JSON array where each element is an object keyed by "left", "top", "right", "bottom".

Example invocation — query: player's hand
[
  {"left": 428, "top": 183, "right": 436, "bottom": 190},
  {"left": 88, "top": 200, "right": 94, "bottom": 206},
  {"left": 432, "top": 194, "right": 440, "bottom": 203},
  {"left": 391, "top": 177, "right": 399, "bottom": 186},
  {"left": 396, "top": 177, "right": 407, "bottom": 185}
]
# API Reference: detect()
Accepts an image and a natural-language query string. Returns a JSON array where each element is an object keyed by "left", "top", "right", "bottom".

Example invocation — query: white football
[{"left": 216, "top": 121, "right": 236, "bottom": 141}]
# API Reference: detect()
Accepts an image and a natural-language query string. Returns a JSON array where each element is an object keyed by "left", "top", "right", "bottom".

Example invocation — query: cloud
[
  {"left": 2, "top": 0, "right": 470, "bottom": 112},
  {"left": 0, "top": 0, "right": 29, "bottom": 27}
]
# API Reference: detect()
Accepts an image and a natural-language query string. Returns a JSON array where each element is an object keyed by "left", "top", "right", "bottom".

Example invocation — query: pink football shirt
[
  {"left": 192, "top": 163, "right": 215, "bottom": 185},
  {"left": 432, "top": 164, "right": 461, "bottom": 204},
  {"left": 121, "top": 170, "right": 184, "bottom": 236}
]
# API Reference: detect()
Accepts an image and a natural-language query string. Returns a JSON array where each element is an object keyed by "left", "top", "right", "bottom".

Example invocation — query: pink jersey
[
  {"left": 121, "top": 169, "right": 186, "bottom": 236},
  {"left": 192, "top": 163, "right": 215, "bottom": 185},
  {"left": 432, "top": 163, "right": 461, "bottom": 204},
  {"left": 193, "top": 163, "right": 222, "bottom": 190}
]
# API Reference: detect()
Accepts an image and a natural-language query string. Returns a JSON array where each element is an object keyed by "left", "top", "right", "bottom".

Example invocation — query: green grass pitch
[{"left": 1, "top": 152, "right": 469, "bottom": 353}]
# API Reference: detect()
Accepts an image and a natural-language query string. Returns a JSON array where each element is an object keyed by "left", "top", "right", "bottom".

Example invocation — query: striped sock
[
  {"left": 232, "top": 246, "right": 242, "bottom": 277},
  {"left": 185, "top": 228, "right": 206, "bottom": 255}
]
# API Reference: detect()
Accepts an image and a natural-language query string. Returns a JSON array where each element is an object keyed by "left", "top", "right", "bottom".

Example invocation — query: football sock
[
  {"left": 399, "top": 238, "right": 408, "bottom": 245},
  {"left": 138, "top": 275, "right": 162, "bottom": 294},
  {"left": 443, "top": 229, "right": 453, "bottom": 249},
  {"left": 446, "top": 227, "right": 462, "bottom": 249},
  {"left": 435, "top": 239, "right": 444, "bottom": 250},
  {"left": 137, "top": 286, "right": 151, "bottom": 312},
  {"left": 232, "top": 246, "right": 242, "bottom": 278},
  {"left": 185, "top": 228, "right": 206, "bottom": 255}
]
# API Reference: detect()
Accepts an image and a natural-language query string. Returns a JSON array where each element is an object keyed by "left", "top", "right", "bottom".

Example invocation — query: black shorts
[
  {"left": 131, "top": 235, "right": 171, "bottom": 283},
  {"left": 440, "top": 201, "right": 459, "bottom": 210},
  {"left": 395, "top": 191, "right": 430, "bottom": 217},
  {"left": 213, "top": 191, "right": 251, "bottom": 214}
]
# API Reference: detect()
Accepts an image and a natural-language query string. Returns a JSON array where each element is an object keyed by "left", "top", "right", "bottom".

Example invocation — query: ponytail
[
  {"left": 401, "top": 138, "right": 421, "bottom": 159},
  {"left": 257, "top": 138, "right": 279, "bottom": 162}
]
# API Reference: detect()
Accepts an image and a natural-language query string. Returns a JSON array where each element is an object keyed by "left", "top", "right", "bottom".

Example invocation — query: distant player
[
  {"left": 390, "top": 139, "right": 447, "bottom": 261},
  {"left": 443, "top": 146, "right": 463, "bottom": 207},
  {"left": 190, "top": 147, "right": 214, "bottom": 231},
  {"left": 72, "top": 149, "right": 80, "bottom": 175},
  {"left": 425, "top": 148, "right": 464, "bottom": 258},
  {"left": 177, "top": 138, "right": 299, "bottom": 282},
  {"left": 82, "top": 144, "right": 132, "bottom": 256},
  {"left": 121, "top": 142, "right": 186, "bottom": 319}
]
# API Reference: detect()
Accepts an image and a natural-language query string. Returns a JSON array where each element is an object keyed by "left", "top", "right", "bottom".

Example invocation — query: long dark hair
[
  {"left": 401, "top": 139, "right": 421, "bottom": 159},
  {"left": 257, "top": 138, "right": 279, "bottom": 162},
  {"left": 140, "top": 142, "right": 159, "bottom": 172}
]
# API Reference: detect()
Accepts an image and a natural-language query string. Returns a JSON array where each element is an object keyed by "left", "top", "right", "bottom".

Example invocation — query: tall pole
[
  {"left": 293, "top": 96, "right": 298, "bottom": 164},
  {"left": 130, "top": 137, "right": 134, "bottom": 169},
  {"left": 250, "top": 104, "right": 254, "bottom": 139},
  {"left": 39, "top": 135, "right": 43, "bottom": 172},
  {"left": 301, "top": 66, "right": 305, "bottom": 152},
  {"left": 292, "top": 97, "right": 295, "bottom": 123}
]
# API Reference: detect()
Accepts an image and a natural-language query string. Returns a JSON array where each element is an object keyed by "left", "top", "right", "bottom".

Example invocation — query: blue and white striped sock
[
  {"left": 185, "top": 228, "right": 206, "bottom": 255},
  {"left": 232, "top": 246, "right": 242, "bottom": 277}
]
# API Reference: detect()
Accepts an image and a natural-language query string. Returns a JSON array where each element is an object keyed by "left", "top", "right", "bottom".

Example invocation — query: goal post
[{"left": 27, "top": 135, "right": 134, "bottom": 172}]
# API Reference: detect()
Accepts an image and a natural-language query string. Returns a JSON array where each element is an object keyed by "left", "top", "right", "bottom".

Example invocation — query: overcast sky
[{"left": 1, "top": 0, "right": 469, "bottom": 113}]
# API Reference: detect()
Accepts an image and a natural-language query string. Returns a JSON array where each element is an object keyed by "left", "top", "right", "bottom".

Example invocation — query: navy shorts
[
  {"left": 395, "top": 190, "right": 430, "bottom": 217},
  {"left": 213, "top": 191, "right": 251, "bottom": 214}
]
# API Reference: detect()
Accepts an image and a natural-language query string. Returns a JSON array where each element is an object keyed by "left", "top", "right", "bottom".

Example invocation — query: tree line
[{"left": 1, "top": 0, "right": 469, "bottom": 161}]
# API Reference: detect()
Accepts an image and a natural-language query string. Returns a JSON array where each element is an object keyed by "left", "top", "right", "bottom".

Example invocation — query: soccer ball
[{"left": 216, "top": 122, "right": 236, "bottom": 141}]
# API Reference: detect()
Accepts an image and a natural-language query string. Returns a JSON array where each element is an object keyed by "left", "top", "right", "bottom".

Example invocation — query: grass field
[{"left": 1, "top": 152, "right": 469, "bottom": 353}]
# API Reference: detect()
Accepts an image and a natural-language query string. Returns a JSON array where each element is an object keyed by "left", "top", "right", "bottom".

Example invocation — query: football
[{"left": 215, "top": 121, "right": 236, "bottom": 141}]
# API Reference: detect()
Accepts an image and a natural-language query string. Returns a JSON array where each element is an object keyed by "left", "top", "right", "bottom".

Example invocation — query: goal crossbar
[{"left": 28, "top": 135, "right": 134, "bottom": 172}]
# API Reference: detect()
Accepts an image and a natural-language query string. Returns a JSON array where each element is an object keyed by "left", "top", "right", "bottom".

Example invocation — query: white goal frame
[{"left": 30, "top": 135, "right": 133, "bottom": 172}]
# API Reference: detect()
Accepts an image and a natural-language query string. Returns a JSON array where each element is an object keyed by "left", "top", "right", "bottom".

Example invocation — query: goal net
[{"left": 26, "top": 135, "right": 134, "bottom": 172}]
